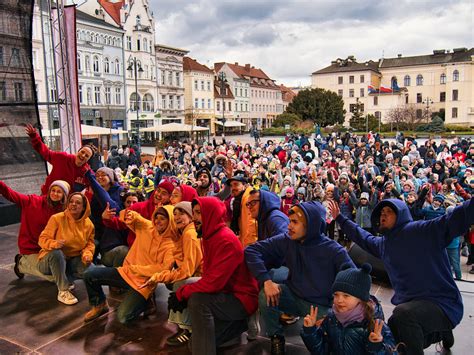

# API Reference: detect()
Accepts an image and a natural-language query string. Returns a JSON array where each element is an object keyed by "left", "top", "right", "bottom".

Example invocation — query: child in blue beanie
[{"left": 301, "top": 263, "right": 396, "bottom": 354}]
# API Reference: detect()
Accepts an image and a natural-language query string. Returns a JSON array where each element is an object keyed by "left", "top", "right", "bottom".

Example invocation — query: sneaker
[
  {"left": 14, "top": 254, "right": 24, "bottom": 279},
  {"left": 279, "top": 313, "right": 299, "bottom": 325},
  {"left": 270, "top": 335, "right": 285, "bottom": 355},
  {"left": 84, "top": 302, "right": 109, "bottom": 322},
  {"left": 57, "top": 290, "right": 78, "bottom": 305},
  {"left": 166, "top": 328, "right": 191, "bottom": 346},
  {"left": 442, "top": 330, "right": 454, "bottom": 349}
]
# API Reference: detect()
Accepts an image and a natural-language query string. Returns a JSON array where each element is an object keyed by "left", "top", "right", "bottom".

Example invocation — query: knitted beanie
[
  {"left": 50, "top": 180, "right": 70, "bottom": 196},
  {"left": 157, "top": 180, "right": 175, "bottom": 195},
  {"left": 332, "top": 263, "right": 372, "bottom": 302},
  {"left": 174, "top": 201, "right": 193, "bottom": 218},
  {"left": 433, "top": 194, "right": 445, "bottom": 203},
  {"left": 97, "top": 167, "right": 117, "bottom": 183}
]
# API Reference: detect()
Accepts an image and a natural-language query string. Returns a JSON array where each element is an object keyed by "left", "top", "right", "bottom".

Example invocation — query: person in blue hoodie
[
  {"left": 245, "top": 201, "right": 355, "bottom": 355},
  {"left": 85, "top": 168, "right": 127, "bottom": 267},
  {"left": 327, "top": 196, "right": 473, "bottom": 354},
  {"left": 247, "top": 189, "right": 289, "bottom": 241}
]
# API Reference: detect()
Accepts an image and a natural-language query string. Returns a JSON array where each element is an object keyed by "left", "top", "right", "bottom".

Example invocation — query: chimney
[
  {"left": 245, "top": 64, "right": 251, "bottom": 71},
  {"left": 397, "top": 54, "right": 402, "bottom": 58},
  {"left": 234, "top": 62, "right": 238, "bottom": 66}
]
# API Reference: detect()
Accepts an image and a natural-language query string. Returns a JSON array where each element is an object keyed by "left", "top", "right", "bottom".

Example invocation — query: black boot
[
  {"left": 14, "top": 254, "right": 24, "bottom": 279},
  {"left": 442, "top": 330, "right": 454, "bottom": 349},
  {"left": 270, "top": 334, "right": 285, "bottom": 355}
]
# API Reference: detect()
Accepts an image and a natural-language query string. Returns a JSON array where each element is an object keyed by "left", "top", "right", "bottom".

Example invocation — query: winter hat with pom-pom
[{"left": 332, "top": 263, "right": 372, "bottom": 302}]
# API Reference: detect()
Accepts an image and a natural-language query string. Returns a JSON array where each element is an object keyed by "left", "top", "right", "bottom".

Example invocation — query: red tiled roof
[
  {"left": 215, "top": 62, "right": 274, "bottom": 82},
  {"left": 214, "top": 78, "right": 234, "bottom": 99},
  {"left": 183, "top": 57, "right": 213, "bottom": 73},
  {"left": 99, "top": 0, "right": 123, "bottom": 26},
  {"left": 280, "top": 84, "right": 296, "bottom": 102}
]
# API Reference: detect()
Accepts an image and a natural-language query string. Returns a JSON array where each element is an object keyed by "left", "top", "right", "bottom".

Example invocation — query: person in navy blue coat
[
  {"left": 328, "top": 196, "right": 473, "bottom": 354},
  {"left": 245, "top": 201, "right": 354, "bottom": 355}
]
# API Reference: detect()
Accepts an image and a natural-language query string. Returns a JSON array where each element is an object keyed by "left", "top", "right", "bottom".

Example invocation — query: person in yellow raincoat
[{"left": 83, "top": 205, "right": 176, "bottom": 324}]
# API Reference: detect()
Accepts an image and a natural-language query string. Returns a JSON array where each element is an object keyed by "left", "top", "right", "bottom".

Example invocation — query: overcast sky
[{"left": 149, "top": 0, "right": 473, "bottom": 87}]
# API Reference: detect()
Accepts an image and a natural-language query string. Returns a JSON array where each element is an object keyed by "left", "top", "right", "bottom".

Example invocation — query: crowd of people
[{"left": 1, "top": 123, "right": 473, "bottom": 355}]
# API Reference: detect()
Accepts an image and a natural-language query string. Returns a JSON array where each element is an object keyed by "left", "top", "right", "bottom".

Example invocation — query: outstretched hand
[
  {"left": 303, "top": 305, "right": 318, "bottom": 327},
  {"left": 102, "top": 202, "right": 116, "bottom": 220},
  {"left": 327, "top": 200, "right": 340, "bottom": 220},
  {"left": 25, "top": 124, "right": 36, "bottom": 136},
  {"left": 368, "top": 319, "right": 384, "bottom": 343}
]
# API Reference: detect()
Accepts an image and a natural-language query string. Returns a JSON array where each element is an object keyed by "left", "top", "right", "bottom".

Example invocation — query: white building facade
[{"left": 155, "top": 44, "right": 188, "bottom": 125}]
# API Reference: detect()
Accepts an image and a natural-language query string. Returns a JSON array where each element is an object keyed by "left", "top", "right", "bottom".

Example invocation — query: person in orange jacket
[
  {"left": 226, "top": 175, "right": 258, "bottom": 247},
  {"left": 140, "top": 201, "right": 203, "bottom": 346},
  {"left": 38, "top": 192, "right": 95, "bottom": 305},
  {"left": 83, "top": 205, "right": 176, "bottom": 324}
]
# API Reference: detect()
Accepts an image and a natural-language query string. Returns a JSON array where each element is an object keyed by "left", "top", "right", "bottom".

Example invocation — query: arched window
[
  {"left": 391, "top": 76, "right": 398, "bottom": 90},
  {"left": 77, "top": 53, "right": 81, "bottom": 71},
  {"left": 440, "top": 73, "right": 446, "bottom": 84},
  {"left": 404, "top": 75, "right": 410, "bottom": 86},
  {"left": 453, "top": 70, "right": 459, "bottom": 81},
  {"left": 85, "top": 55, "right": 90, "bottom": 71},
  {"left": 115, "top": 59, "right": 120, "bottom": 75},
  {"left": 93, "top": 56, "right": 99, "bottom": 73},
  {"left": 136, "top": 15, "right": 141, "bottom": 26},
  {"left": 142, "top": 93, "right": 154, "bottom": 112},
  {"left": 416, "top": 74, "right": 423, "bottom": 86},
  {"left": 143, "top": 38, "right": 148, "bottom": 52},
  {"left": 130, "top": 92, "right": 140, "bottom": 111},
  {"left": 104, "top": 57, "right": 109, "bottom": 74}
]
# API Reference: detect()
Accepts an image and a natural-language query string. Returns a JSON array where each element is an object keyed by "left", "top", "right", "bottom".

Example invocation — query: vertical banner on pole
[{"left": 51, "top": 5, "right": 81, "bottom": 153}]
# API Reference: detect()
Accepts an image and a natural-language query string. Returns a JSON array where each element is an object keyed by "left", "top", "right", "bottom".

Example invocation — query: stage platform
[{"left": 0, "top": 223, "right": 472, "bottom": 354}]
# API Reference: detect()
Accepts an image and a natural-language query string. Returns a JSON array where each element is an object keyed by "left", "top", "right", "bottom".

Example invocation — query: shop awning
[
  {"left": 214, "top": 120, "right": 246, "bottom": 127},
  {"left": 141, "top": 123, "right": 208, "bottom": 133}
]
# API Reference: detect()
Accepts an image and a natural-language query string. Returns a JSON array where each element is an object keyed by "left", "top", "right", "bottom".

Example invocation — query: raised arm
[
  {"left": 85, "top": 169, "right": 120, "bottom": 210},
  {"left": 0, "top": 180, "right": 30, "bottom": 207},
  {"left": 422, "top": 196, "right": 474, "bottom": 248},
  {"left": 25, "top": 124, "right": 56, "bottom": 163},
  {"left": 328, "top": 200, "right": 383, "bottom": 258}
]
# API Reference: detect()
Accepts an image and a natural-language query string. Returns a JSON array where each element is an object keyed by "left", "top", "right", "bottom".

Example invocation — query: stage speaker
[{"left": 0, "top": 199, "right": 21, "bottom": 226}]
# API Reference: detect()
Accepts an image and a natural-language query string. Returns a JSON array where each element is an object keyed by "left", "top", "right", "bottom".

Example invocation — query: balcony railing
[{"left": 133, "top": 25, "right": 152, "bottom": 33}]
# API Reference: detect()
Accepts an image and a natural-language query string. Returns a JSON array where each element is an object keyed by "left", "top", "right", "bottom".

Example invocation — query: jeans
[
  {"left": 17, "top": 254, "right": 54, "bottom": 282},
  {"left": 168, "top": 277, "right": 200, "bottom": 331},
  {"left": 446, "top": 247, "right": 462, "bottom": 279},
  {"left": 388, "top": 299, "right": 453, "bottom": 355},
  {"left": 188, "top": 292, "right": 249, "bottom": 355},
  {"left": 100, "top": 245, "right": 129, "bottom": 267},
  {"left": 37, "top": 250, "right": 90, "bottom": 291},
  {"left": 259, "top": 283, "right": 328, "bottom": 337},
  {"left": 84, "top": 266, "right": 147, "bottom": 324}
]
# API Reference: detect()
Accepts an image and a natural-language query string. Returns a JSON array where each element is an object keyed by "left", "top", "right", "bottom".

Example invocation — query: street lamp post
[
  {"left": 127, "top": 58, "right": 143, "bottom": 150},
  {"left": 423, "top": 97, "right": 433, "bottom": 123},
  {"left": 218, "top": 71, "right": 227, "bottom": 138}
]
